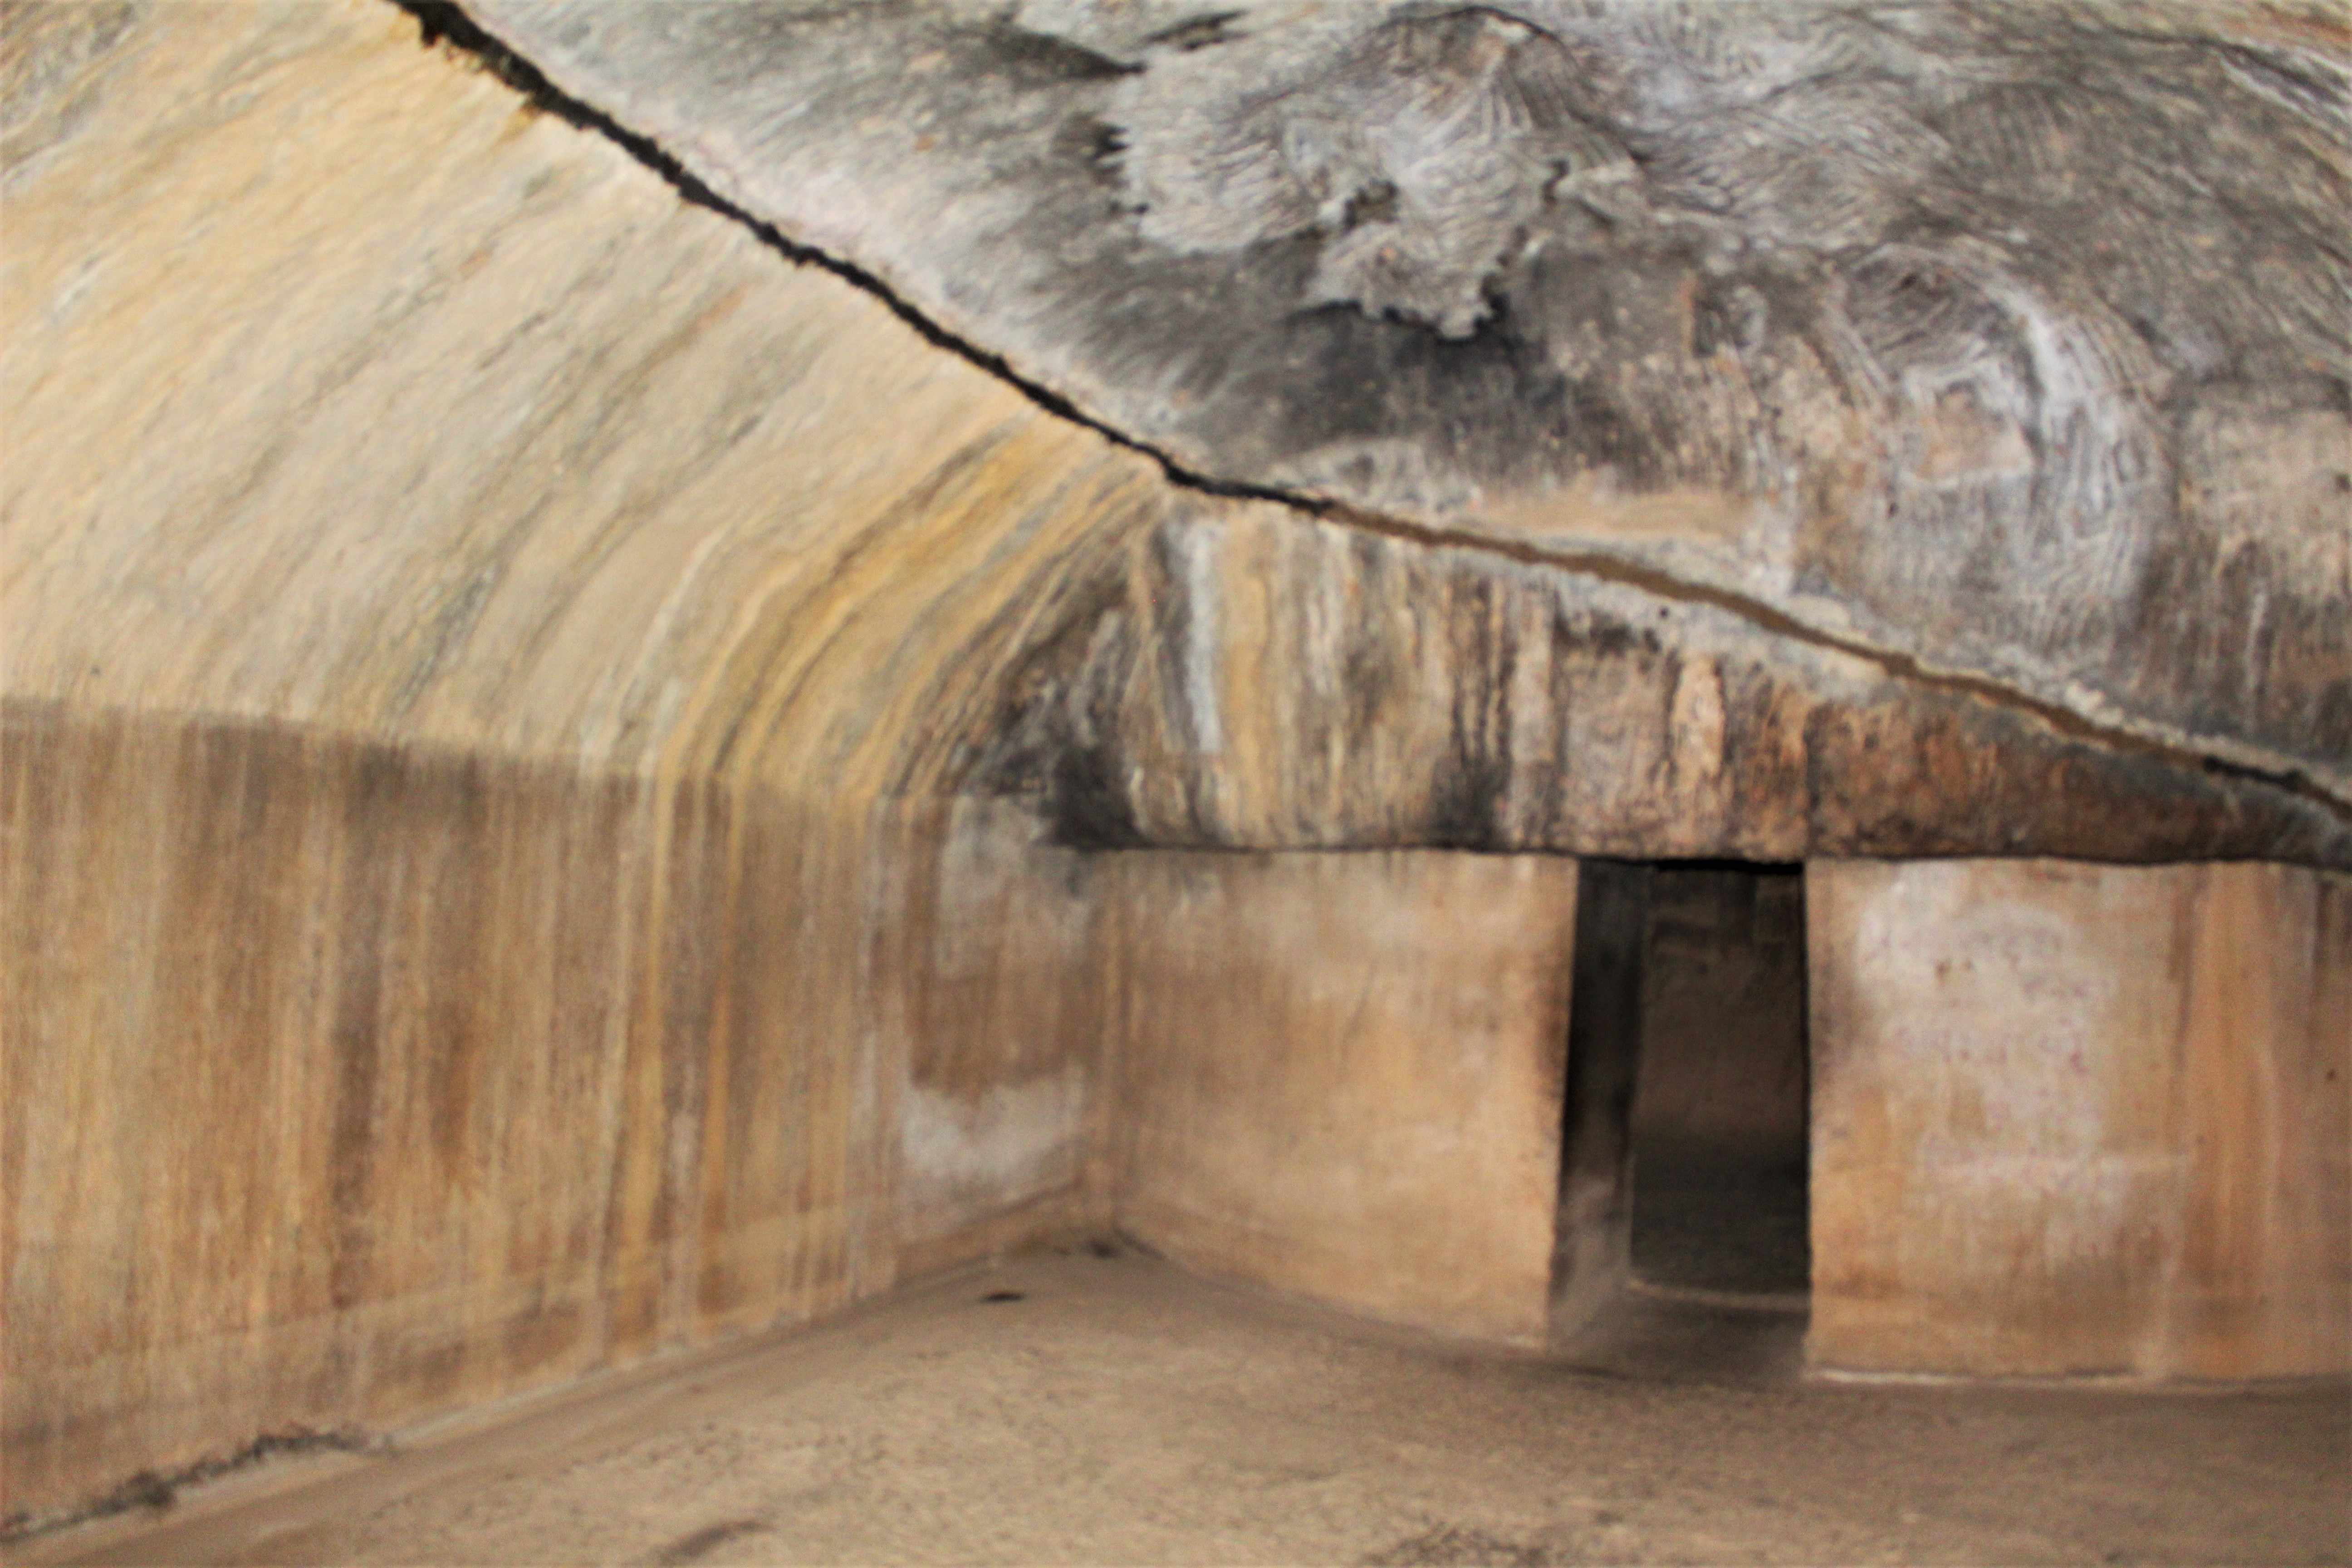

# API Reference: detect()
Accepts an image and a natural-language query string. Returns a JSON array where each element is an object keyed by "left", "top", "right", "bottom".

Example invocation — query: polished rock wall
[
  {"left": 3, "top": 1, "right": 1145, "bottom": 1518},
  {"left": 0, "top": 702, "right": 1107, "bottom": 1516},
  {"left": 1808, "top": 858, "right": 2352, "bottom": 1380},
  {"left": 1104, "top": 850, "right": 1577, "bottom": 1348}
]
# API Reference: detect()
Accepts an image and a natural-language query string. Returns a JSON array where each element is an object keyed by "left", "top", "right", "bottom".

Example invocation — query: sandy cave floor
[{"left": 18, "top": 1249, "right": 2348, "bottom": 1568}]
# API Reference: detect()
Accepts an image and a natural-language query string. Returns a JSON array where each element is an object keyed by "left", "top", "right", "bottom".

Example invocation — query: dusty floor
[{"left": 18, "top": 1250, "right": 2348, "bottom": 1568}]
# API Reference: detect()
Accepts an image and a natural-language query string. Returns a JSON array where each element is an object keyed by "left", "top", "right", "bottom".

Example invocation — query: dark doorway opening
[
  {"left": 1551, "top": 859, "right": 1810, "bottom": 1373},
  {"left": 1627, "top": 863, "right": 1809, "bottom": 1302}
]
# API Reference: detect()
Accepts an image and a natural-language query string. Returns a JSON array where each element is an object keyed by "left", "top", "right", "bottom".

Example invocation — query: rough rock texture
[
  {"left": 977, "top": 501, "right": 2350, "bottom": 861},
  {"left": 5, "top": 0, "right": 2342, "bottom": 869},
  {"left": 460, "top": 0, "right": 2352, "bottom": 821}
]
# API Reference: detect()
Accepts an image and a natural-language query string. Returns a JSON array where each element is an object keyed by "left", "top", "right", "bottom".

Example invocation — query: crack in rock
[{"left": 406, "top": 0, "right": 2352, "bottom": 829}]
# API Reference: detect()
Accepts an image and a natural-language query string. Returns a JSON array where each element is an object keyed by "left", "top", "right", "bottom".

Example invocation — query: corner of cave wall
[{"left": 1097, "top": 848, "right": 1579, "bottom": 1349}]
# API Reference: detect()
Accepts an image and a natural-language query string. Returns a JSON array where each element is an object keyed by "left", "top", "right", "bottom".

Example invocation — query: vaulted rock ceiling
[
  {"left": 444, "top": 0, "right": 2352, "bottom": 861},
  {"left": 8, "top": 0, "right": 2348, "bottom": 866}
]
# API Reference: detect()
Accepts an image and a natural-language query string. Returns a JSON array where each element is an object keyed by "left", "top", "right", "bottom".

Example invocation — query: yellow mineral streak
[
  {"left": 0, "top": 0, "right": 1170, "bottom": 799},
  {"left": 0, "top": 0, "right": 1178, "bottom": 1517}
]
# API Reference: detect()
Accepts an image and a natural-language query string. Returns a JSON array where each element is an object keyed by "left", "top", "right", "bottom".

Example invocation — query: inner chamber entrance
[
  {"left": 1553, "top": 858, "right": 1811, "bottom": 1370},
  {"left": 1628, "top": 863, "right": 1809, "bottom": 1302}
]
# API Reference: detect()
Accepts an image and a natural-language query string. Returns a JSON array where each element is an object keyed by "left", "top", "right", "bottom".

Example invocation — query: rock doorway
[
  {"left": 1629, "top": 863, "right": 1810, "bottom": 1305},
  {"left": 1552, "top": 859, "right": 1812, "bottom": 1376}
]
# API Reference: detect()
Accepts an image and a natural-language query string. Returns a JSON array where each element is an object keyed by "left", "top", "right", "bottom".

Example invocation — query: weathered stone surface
[
  {"left": 460, "top": 0, "right": 2352, "bottom": 808},
  {"left": 978, "top": 503, "right": 2350, "bottom": 863},
  {"left": 5, "top": 0, "right": 2340, "bottom": 867},
  {"left": 1808, "top": 858, "right": 2352, "bottom": 1379}
]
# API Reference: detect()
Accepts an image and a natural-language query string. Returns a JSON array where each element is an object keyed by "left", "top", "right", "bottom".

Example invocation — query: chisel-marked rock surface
[
  {"left": 5, "top": 0, "right": 2342, "bottom": 868},
  {"left": 461, "top": 0, "right": 2352, "bottom": 810}
]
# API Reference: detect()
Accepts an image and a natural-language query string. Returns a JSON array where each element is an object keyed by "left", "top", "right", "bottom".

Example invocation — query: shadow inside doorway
[{"left": 1552, "top": 860, "right": 1811, "bottom": 1379}]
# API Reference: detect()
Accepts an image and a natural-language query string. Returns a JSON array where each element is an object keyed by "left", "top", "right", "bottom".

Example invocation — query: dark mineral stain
[
  {"left": 984, "top": 21, "right": 1141, "bottom": 86},
  {"left": 651, "top": 1517, "right": 770, "bottom": 1566},
  {"left": 2, "top": 1429, "right": 377, "bottom": 1544},
  {"left": 1341, "top": 178, "right": 1400, "bottom": 231},
  {"left": 1048, "top": 742, "right": 1147, "bottom": 849},
  {"left": 1143, "top": 13, "right": 1245, "bottom": 53},
  {"left": 1362, "top": 1523, "right": 1559, "bottom": 1567},
  {"left": 1422, "top": 748, "right": 1513, "bottom": 852},
  {"left": 326, "top": 749, "right": 402, "bottom": 1311},
  {"left": 1057, "top": 112, "right": 1130, "bottom": 186}
]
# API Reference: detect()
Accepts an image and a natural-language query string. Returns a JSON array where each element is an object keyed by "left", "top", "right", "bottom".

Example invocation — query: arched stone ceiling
[
  {"left": 3, "top": 0, "right": 2345, "bottom": 865},
  {"left": 451, "top": 0, "right": 2352, "bottom": 816},
  {"left": 3, "top": 1, "right": 1169, "bottom": 804}
]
